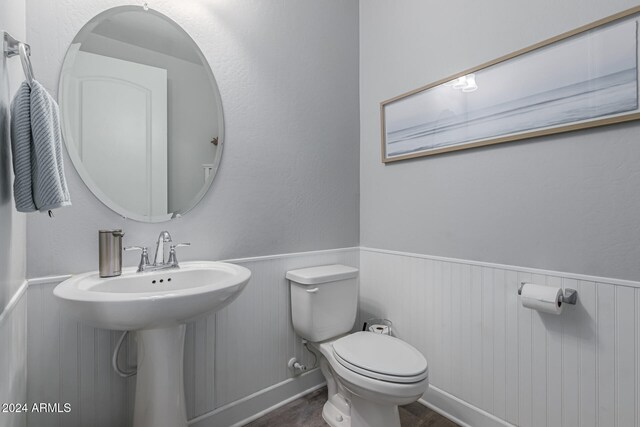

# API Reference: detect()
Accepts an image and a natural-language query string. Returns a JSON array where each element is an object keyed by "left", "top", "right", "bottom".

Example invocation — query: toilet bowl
[
  {"left": 313, "top": 332, "right": 428, "bottom": 427},
  {"left": 286, "top": 265, "right": 429, "bottom": 427}
]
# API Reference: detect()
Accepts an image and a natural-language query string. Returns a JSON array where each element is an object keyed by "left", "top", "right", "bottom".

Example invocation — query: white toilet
[{"left": 286, "top": 264, "right": 429, "bottom": 427}]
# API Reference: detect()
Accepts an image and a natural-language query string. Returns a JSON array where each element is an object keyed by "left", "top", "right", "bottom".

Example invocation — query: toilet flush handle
[{"left": 306, "top": 287, "right": 319, "bottom": 294}]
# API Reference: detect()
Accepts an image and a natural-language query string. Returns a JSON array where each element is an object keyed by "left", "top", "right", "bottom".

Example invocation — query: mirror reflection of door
[
  {"left": 59, "top": 7, "right": 224, "bottom": 223},
  {"left": 65, "top": 50, "right": 168, "bottom": 218}
]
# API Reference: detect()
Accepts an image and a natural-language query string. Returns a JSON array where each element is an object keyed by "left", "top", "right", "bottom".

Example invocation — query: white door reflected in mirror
[
  {"left": 65, "top": 50, "right": 169, "bottom": 219},
  {"left": 59, "top": 6, "right": 224, "bottom": 222}
]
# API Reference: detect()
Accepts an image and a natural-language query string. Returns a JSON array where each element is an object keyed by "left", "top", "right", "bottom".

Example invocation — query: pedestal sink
[{"left": 54, "top": 261, "right": 251, "bottom": 427}]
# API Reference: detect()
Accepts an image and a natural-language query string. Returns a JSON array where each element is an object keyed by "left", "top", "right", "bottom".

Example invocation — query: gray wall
[
  {"left": 0, "top": 0, "right": 28, "bottom": 426},
  {"left": 26, "top": 0, "right": 360, "bottom": 278},
  {"left": 360, "top": 0, "right": 640, "bottom": 281}
]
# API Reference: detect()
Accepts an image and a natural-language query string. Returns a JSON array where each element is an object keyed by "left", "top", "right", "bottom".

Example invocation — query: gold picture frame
[{"left": 380, "top": 6, "right": 640, "bottom": 163}]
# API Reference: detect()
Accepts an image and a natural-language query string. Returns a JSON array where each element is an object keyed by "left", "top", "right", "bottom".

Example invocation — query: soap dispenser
[{"left": 99, "top": 229, "right": 125, "bottom": 277}]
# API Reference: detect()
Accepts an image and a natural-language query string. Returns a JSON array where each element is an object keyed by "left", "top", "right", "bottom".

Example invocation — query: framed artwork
[{"left": 381, "top": 6, "right": 640, "bottom": 163}]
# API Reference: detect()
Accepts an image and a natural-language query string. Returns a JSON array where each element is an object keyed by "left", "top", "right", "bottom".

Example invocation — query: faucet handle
[
  {"left": 124, "top": 246, "right": 150, "bottom": 272},
  {"left": 168, "top": 243, "right": 190, "bottom": 267}
]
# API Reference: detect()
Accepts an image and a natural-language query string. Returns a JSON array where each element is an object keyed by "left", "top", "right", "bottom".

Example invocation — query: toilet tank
[{"left": 287, "top": 264, "right": 359, "bottom": 342}]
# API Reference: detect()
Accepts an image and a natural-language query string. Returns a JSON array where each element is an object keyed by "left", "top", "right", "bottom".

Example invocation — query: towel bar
[
  {"left": 3, "top": 31, "right": 35, "bottom": 86},
  {"left": 3, "top": 31, "right": 30, "bottom": 58}
]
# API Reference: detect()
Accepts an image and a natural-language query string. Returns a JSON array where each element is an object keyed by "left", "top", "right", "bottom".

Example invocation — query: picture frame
[{"left": 380, "top": 6, "right": 640, "bottom": 163}]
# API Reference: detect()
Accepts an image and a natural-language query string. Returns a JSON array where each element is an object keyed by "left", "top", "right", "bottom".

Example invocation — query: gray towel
[{"left": 11, "top": 80, "right": 71, "bottom": 212}]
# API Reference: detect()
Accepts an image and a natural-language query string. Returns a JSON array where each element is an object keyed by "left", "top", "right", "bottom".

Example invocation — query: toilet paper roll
[
  {"left": 369, "top": 324, "right": 390, "bottom": 335},
  {"left": 520, "top": 283, "right": 564, "bottom": 315}
]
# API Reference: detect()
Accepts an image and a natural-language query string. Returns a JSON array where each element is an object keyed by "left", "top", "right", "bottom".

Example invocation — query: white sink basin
[
  {"left": 54, "top": 261, "right": 251, "bottom": 330},
  {"left": 54, "top": 261, "right": 251, "bottom": 427}
]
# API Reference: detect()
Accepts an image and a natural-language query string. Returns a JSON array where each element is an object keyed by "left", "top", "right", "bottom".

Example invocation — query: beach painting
[{"left": 382, "top": 13, "right": 640, "bottom": 162}]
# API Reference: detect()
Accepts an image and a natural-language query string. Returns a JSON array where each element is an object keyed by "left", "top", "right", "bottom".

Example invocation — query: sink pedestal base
[{"left": 133, "top": 325, "right": 188, "bottom": 427}]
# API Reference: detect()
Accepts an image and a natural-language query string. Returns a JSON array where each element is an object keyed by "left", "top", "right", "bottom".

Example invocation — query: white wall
[
  {"left": 360, "top": 0, "right": 640, "bottom": 282},
  {"left": 0, "top": 0, "right": 27, "bottom": 324},
  {"left": 360, "top": 248, "right": 640, "bottom": 427},
  {"left": 27, "top": 248, "right": 358, "bottom": 427},
  {"left": 26, "top": 0, "right": 360, "bottom": 278},
  {"left": 0, "top": 0, "right": 27, "bottom": 426}
]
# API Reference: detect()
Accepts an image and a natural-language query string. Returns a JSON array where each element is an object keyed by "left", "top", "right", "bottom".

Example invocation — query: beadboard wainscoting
[
  {"left": 26, "top": 248, "right": 358, "bottom": 427},
  {"left": 0, "top": 283, "right": 28, "bottom": 427},
  {"left": 360, "top": 247, "right": 640, "bottom": 427}
]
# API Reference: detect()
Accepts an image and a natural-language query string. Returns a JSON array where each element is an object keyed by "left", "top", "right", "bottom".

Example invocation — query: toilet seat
[{"left": 332, "top": 332, "right": 428, "bottom": 384}]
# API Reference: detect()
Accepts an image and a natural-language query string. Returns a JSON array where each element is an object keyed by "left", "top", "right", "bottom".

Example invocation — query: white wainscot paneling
[
  {"left": 26, "top": 248, "right": 358, "bottom": 427},
  {"left": 0, "top": 285, "right": 28, "bottom": 427},
  {"left": 360, "top": 248, "right": 640, "bottom": 427}
]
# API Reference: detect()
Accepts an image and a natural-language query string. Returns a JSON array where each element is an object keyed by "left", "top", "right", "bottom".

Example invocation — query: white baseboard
[
  {"left": 186, "top": 370, "right": 505, "bottom": 427},
  {"left": 419, "top": 385, "right": 515, "bottom": 427},
  {"left": 188, "top": 369, "right": 325, "bottom": 427}
]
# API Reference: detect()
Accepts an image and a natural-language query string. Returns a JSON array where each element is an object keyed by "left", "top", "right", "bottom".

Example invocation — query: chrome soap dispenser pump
[{"left": 99, "top": 229, "right": 125, "bottom": 277}]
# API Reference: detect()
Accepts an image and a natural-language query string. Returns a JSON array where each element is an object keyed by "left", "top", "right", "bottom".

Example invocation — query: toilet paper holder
[{"left": 518, "top": 282, "right": 577, "bottom": 305}]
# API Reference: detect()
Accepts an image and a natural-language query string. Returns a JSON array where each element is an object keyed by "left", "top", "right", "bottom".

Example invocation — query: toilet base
[
  {"left": 315, "top": 341, "right": 403, "bottom": 427},
  {"left": 322, "top": 396, "right": 401, "bottom": 427},
  {"left": 349, "top": 394, "right": 400, "bottom": 427},
  {"left": 322, "top": 399, "right": 351, "bottom": 427}
]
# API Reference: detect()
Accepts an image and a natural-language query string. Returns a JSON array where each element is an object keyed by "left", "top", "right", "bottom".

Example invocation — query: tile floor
[{"left": 245, "top": 387, "right": 459, "bottom": 427}]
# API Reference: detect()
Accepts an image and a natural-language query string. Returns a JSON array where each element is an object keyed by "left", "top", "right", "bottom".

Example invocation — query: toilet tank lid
[{"left": 286, "top": 264, "right": 359, "bottom": 285}]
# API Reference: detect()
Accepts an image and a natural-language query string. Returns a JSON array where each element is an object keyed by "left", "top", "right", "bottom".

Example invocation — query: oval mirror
[{"left": 59, "top": 6, "right": 223, "bottom": 222}]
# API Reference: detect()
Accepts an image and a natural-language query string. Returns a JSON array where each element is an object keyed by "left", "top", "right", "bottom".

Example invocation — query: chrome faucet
[
  {"left": 153, "top": 231, "right": 173, "bottom": 265},
  {"left": 125, "top": 231, "right": 190, "bottom": 273}
]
